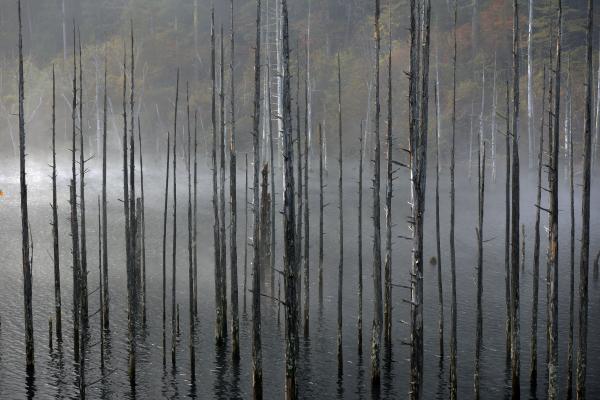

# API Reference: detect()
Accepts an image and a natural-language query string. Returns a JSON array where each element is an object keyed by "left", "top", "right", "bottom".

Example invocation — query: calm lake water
[{"left": 0, "top": 155, "right": 599, "bottom": 399}]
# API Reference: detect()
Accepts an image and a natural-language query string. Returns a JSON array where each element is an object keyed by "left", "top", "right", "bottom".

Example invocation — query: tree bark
[
  {"left": 251, "top": 2, "right": 263, "bottom": 398},
  {"left": 383, "top": 37, "right": 393, "bottom": 348},
  {"left": 318, "top": 123, "right": 324, "bottom": 307},
  {"left": 337, "top": 53, "right": 344, "bottom": 371},
  {"left": 576, "top": 0, "right": 593, "bottom": 397},
  {"left": 51, "top": 65, "right": 62, "bottom": 343},
  {"left": 434, "top": 70, "right": 443, "bottom": 358},
  {"left": 244, "top": 153, "right": 249, "bottom": 315},
  {"left": 302, "top": 51, "right": 310, "bottom": 339},
  {"left": 102, "top": 49, "right": 109, "bottom": 331},
  {"left": 230, "top": 0, "right": 240, "bottom": 362},
  {"left": 18, "top": 0, "right": 34, "bottom": 370},
  {"left": 138, "top": 117, "right": 147, "bottom": 327},
  {"left": 171, "top": 70, "right": 179, "bottom": 368},
  {"left": 474, "top": 133, "right": 486, "bottom": 400},
  {"left": 186, "top": 83, "right": 196, "bottom": 381},
  {"left": 449, "top": 1, "right": 458, "bottom": 397},
  {"left": 219, "top": 26, "right": 228, "bottom": 340},
  {"left": 547, "top": 3, "right": 561, "bottom": 398},
  {"left": 529, "top": 66, "right": 546, "bottom": 389},
  {"left": 566, "top": 60, "right": 574, "bottom": 400},
  {"left": 504, "top": 80, "right": 512, "bottom": 365},
  {"left": 358, "top": 121, "right": 364, "bottom": 355},
  {"left": 73, "top": 24, "right": 81, "bottom": 366},
  {"left": 161, "top": 132, "right": 171, "bottom": 366},
  {"left": 370, "top": 0, "right": 382, "bottom": 387}
]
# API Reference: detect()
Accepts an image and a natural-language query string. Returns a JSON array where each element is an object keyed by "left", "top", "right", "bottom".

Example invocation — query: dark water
[{"left": 1, "top": 156, "right": 599, "bottom": 399}]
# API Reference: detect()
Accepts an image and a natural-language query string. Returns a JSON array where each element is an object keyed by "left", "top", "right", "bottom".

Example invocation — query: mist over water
[{"left": 1, "top": 153, "right": 599, "bottom": 399}]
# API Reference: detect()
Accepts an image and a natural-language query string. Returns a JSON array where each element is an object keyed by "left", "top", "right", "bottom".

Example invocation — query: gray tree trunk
[
  {"left": 357, "top": 121, "right": 364, "bottom": 355},
  {"left": 251, "top": 2, "right": 263, "bottom": 398},
  {"left": 186, "top": 83, "right": 196, "bottom": 381},
  {"left": 78, "top": 31, "right": 89, "bottom": 331},
  {"left": 219, "top": 27, "right": 228, "bottom": 339},
  {"left": 318, "top": 124, "right": 324, "bottom": 307},
  {"left": 51, "top": 65, "right": 62, "bottom": 343},
  {"left": 303, "top": 57, "right": 310, "bottom": 338},
  {"left": 383, "top": 39, "right": 393, "bottom": 347},
  {"left": 161, "top": 132, "right": 171, "bottom": 366},
  {"left": 18, "top": 0, "right": 34, "bottom": 370},
  {"left": 337, "top": 53, "right": 344, "bottom": 371},
  {"left": 576, "top": 0, "right": 593, "bottom": 397},
  {"left": 171, "top": 70, "right": 179, "bottom": 368},
  {"left": 102, "top": 51, "right": 109, "bottom": 331}
]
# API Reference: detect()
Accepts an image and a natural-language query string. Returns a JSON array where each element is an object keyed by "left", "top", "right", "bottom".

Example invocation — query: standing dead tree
[
  {"left": 102, "top": 50, "right": 109, "bottom": 331},
  {"left": 18, "top": 0, "right": 34, "bottom": 371},
  {"left": 529, "top": 66, "right": 546, "bottom": 389},
  {"left": 449, "top": 1, "right": 458, "bottom": 397},
  {"left": 72, "top": 24, "right": 81, "bottom": 366},
  {"left": 566, "top": 60, "right": 574, "bottom": 400},
  {"left": 576, "top": 0, "right": 593, "bottom": 397},
  {"left": 357, "top": 122, "right": 364, "bottom": 354},
  {"left": 161, "top": 132, "right": 171, "bottom": 366},
  {"left": 383, "top": 32, "right": 393, "bottom": 348},
  {"left": 251, "top": 1, "right": 263, "bottom": 398},
  {"left": 509, "top": 0, "right": 522, "bottom": 395},
  {"left": 219, "top": 27, "right": 228, "bottom": 340},
  {"left": 547, "top": 3, "right": 561, "bottom": 398},
  {"left": 434, "top": 73, "right": 443, "bottom": 358},
  {"left": 296, "top": 60, "right": 303, "bottom": 317},
  {"left": 186, "top": 83, "right": 196, "bottom": 381},
  {"left": 171, "top": 70, "right": 180, "bottom": 367},
  {"left": 282, "top": 0, "right": 299, "bottom": 397},
  {"left": 244, "top": 153, "right": 249, "bottom": 315},
  {"left": 409, "top": 0, "right": 431, "bottom": 397},
  {"left": 302, "top": 60, "right": 310, "bottom": 338},
  {"left": 138, "top": 117, "right": 147, "bottom": 326},
  {"left": 318, "top": 123, "right": 324, "bottom": 307},
  {"left": 336, "top": 53, "right": 344, "bottom": 371},
  {"left": 474, "top": 137, "right": 486, "bottom": 399},
  {"left": 370, "top": 0, "right": 383, "bottom": 387},
  {"left": 51, "top": 65, "right": 62, "bottom": 343},
  {"left": 230, "top": 0, "right": 240, "bottom": 362}
]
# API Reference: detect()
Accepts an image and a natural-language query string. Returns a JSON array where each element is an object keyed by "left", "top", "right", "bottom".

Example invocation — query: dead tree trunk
[
  {"left": 121, "top": 40, "right": 132, "bottom": 382},
  {"left": 162, "top": 132, "right": 171, "bottom": 366},
  {"left": 410, "top": 1, "right": 431, "bottom": 397},
  {"left": 229, "top": 0, "right": 240, "bottom": 362},
  {"left": 296, "top": 62, "right": 303, "bottom": 314},
  {"left": 51, "top": 65, "right": 62, "bottom": 343},
  {"left": 282, "top": 1, "right": 298, "bottom": 398},
  {"left": 244, "top": 153, "right": 249, "bottom": 315},
  {"left": 503, "top": 80, "right": 512, "bottom": 365},
  {"left": 358, "top": 121, "right": 364, "bottom": 354},
  {"left": 219, "top": 27, "right": 228, "bottom": 339},
  {"left": 102, "top": 50, "right": 109, "bottom": 331},
  {"left": 72, "top": 24, "right": 81, "bottom": 366},
  {"left": 434, "top": 74, "right": 443, "bottom": 358},
  {"left": 211, "top": 9, "right": 224, "bottom": 345},
  {"left": 576, "top": 0, "right": 593, "bottom": 397},
  {"left": 383, "top": 35, "right": 393, "bottom": 347},
  {"left": 260, "top": 166, "right": 271, "bottom": 294},
  {"left": 509, "top": 0, "right": 522, "bottom": 395},
  {"left": 268, "top": 62, "right": 276, "bottom": 301},
  {"left": 138, "top": 117, "right": 147, "bottom": 326},
  {"left": 186, "top": 83, "right": 196, "bottom": 381},
  {"left": 529, "top": 66, "right": 546, "bottom": 389},
  {"left": 251, "top": 2, "right": 263, "bottom": 398},
  {"left": 318, "top": 123, "right": 324, "bottom": 307},
  {"left": 566, "top": 62, "right": 574, "bottom": 400},
  {"left": 370, "top": 0, "right": 383, "bottom": 387},
  {"left": 78, "top": 30, "right": 89, "bottom": 332},
  {"left": 336, "top": 53, "right": 344, "bottom": 371},
  {"left": 474, "top": 137, "right": 486, "bottom": 399},
  {"left": 18, "top": 0, "right": 34, "bottom": 370},
  {"left": 97, "top": 196, "right": 104, "bottom": 370},
  {"left": 171, "top": 70, "right": 179, "bottom": 367},
  {"left": 303, "top": 61, "right": 310, "bottom": 339},
  {"left": 449, "top": 1, "right": 458, "bottom": 397},
  {"left": 547, "top": 3, "right": 561, "bottom": 398}
]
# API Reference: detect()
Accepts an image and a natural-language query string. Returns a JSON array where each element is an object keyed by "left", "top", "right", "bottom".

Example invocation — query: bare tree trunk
[
  {"left": 370, "top": 0, "right": 382, "bottom": 387},
  {"left": 503, "top": 79, "right": 512, "bottom": 365},
  {"left": 161, "top": 132, "right": 171, "bottom": 366},
  {"left": 97, "top": 196, "right": 104, "bottom": 370},
  {"left": 72, "top": 24, "right": 81, "bottom": 366},
  {"left": 383, "top": 37, "right": 393, "bottom": 348},
  {"left": 302, "top": 50, "right": 310, "bottom": 339},
  {"left": 171, "top": 70, "right": 179, "bottom": 368},
  {"left": 267, "top": 59, "right": 276, "bottom": 301},
  {"left": 186, "top": 83, "right": 196, "bottom": 381},
  {"left": 102, "top": 50, "right": 109, "bottom": 332},
  {"left": 449, "top": 2, "right": 458, "bottom": 397},
  {"left": 434, "top": 71, "right": 443, "bottom": 358},
  {"left": 251, "top": 2, "right": 263, "bottom": 398},
  {"left": 474, "top": 132, "right": 486, "bottom": 400},
  {"left": 282, "top": 1, "right": 298, "bottom": 397},
  {"left": 576, "top": 0, "right": 593, "bottom": 397},
  {"left": 194, "top": 100, "right": 199, "bottom": 321},
  {"left": 211, "top": 10, "right": 224, "bottom": 345},
  {"left": 491, "top": 54, "right": 498, "bottom": 183},
  {"left": 230, "top": 0, "right": 240, "bottom": 362},
  {"left": 295, "top": 60, "right": 303, "bottom": 326},
  {"left": 468, "top": 101, "right": 474, "bottom": 182},
  {"left": 336, "top": 53, "right": 344, "bottom": 371},
  {"left": 138, "top": 117, "right": 147, "bottom": 327},
  {"left": 529, "top": 66, "right": 546, "bottom": 389},
  {"left": 566, "top": 61, "right": 574, "bottom": 400},
  {"left": 527, "top": 0, "right": 534, "bottom": 170},
  {"left": 51, "top": 65, "right": 62, "bottom": 343},
  {"left": 358, "top": 121, "right": 364, "bottom": 354},
  {"left": 78, "top": 30, "right": 89, "bottom": 332},
  {"left": 318, "top": 123, "right": 324, "bottom": 307},
  {"left": 510, "top": 0, "right": 522, "bottom": 395},
  {"left": 244, "top": 153, "right": 249, "bottom": 315},
  {"left": 410, "top": 2, "right": 431, "bottom": 397},
  {"left": 18, "top": 0, "right": 34, "bottom": 370},
  {"left": 547, "top": 4, "right": 561, "bottom": 398},
  {"left": 219, "top": 27, "right": 228, "bottom": 339}
]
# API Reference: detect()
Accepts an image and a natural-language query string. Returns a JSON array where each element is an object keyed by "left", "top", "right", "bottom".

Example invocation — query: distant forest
[{"left": 0, "top": 0, "right": 598, "bottom": 159}]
